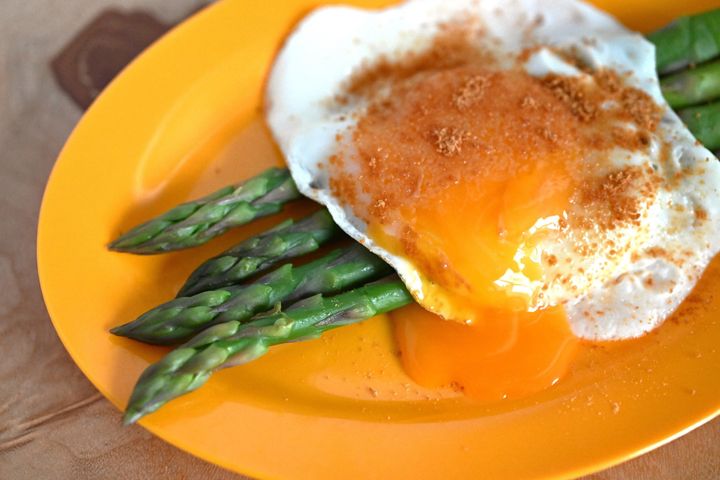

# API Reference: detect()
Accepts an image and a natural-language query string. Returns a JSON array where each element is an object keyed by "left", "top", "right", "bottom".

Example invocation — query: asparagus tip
[
  {"left": 122, "top": 409, "right": 143, "bottom": 425},
  {"left": 176, "top": 285, "right": 192, "bottom": 298},
  {"left": 107, "top": 241, "right": 123, "bottom": 252},
  {"left": 109, "top": 324, "right": 130, "bottom": 336},
  {"left": 107, "top": 242, "right": 141, "bottom": 254}
]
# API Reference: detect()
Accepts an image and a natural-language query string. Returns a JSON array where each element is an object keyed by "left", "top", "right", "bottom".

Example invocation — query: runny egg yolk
[
  {"left": 386, "top": 131, "right": 580, "bottom": 398},
  {"left": 330, "top": 51, "right": 659, "bottom": 398},
  {"left": 382, "top": 151, "right": 580, "bottom": 400},
  {"left": 375, "top": 156, "right": 576, "bottom": 318},
  {"left": 386, "top": 152, "right": 581, "bottom": 399}
]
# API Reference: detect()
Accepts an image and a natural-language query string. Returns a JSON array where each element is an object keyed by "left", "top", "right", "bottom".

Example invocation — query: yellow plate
[{"left": 38, "top": 0, "right": 720, "bottom": 478}]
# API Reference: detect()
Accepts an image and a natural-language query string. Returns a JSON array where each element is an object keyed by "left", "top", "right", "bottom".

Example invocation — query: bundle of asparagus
[
  {"left": 111, "top": 10, "right": 720, "bottom": 424},
  {"left": 650, "top": 8, "right": 720, "bottom": 148}
]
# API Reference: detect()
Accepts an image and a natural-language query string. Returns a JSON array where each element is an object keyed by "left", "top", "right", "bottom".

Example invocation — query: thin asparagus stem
[
  {"left": 122, "top": 276, "right": 412, "bottom": 424},
  {"left": 111, "top": 244, "right": 392, "bottom": 344},
  {"left": 661, "top": 59, "right": 720, "bottom": 108},
  {"left": 109, "top": 168, "right": 300, "bottom": 254},
  {"left": 678, "top": 100, "right": 720, "bottom": 150},
  {"left": 178, "top": 209, "right": 342, "bottom": 297},
  {"left": 648, "top": 9, "right": 720, "bottom": 74}
]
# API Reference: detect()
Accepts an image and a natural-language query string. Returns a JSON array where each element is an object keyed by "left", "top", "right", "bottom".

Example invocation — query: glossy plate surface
[{"left": 38, "top": 0, "right": 720, "bottom": 478}]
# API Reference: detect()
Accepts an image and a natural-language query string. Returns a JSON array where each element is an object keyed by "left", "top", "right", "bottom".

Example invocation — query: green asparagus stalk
[
  {"left": 648, "top": 9, "right": 720, "bottom": 74},
  {"left": 178, "top": 209, "right": 342, "bottom": 297},
  {"left": 108, "top": 168, "right": 300, "bottom": 254},
  {"left": 123, "top": 276, "right": 412, "bottom": 424},
  {"left": 660, "top": 59, "right": 720, "bottom": 108},
  {"left": 678, "top": 100, "right": 720, "bottom": 150},
  {"left": 111, "top": 244, "right": 392, "bottom": 344}
]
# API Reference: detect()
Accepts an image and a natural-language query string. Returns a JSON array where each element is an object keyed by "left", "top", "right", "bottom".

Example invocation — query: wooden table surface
[{"left": 1, "top": 1, "right": 719, "bottom": 478}]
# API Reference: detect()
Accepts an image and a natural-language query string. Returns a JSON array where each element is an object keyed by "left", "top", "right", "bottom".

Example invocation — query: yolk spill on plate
[{"left": 391, "top": 303, "right": 579, "bottom": 400}]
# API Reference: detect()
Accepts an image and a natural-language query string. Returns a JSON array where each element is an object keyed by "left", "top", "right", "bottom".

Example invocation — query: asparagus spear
[
  {"left": 648, "top": 9, "right": 720, "bottom": 74},
  {"left": 123, "top": 276, "right": 412, "bottom": 424},
  {"left": 678, "top": 100, "right": 720, "bottom": 150},
  {"left": 111, "top": 244, "right": 392, "bottom": 344},
  {"left": 660, "top": 59, "right": 720, "bottom": 108},
  {"left": 178, "top": 209, "right": 342, "bottom": 297},
  {"left": 108, "top": 168, "right": 300, "bottom": 253}
]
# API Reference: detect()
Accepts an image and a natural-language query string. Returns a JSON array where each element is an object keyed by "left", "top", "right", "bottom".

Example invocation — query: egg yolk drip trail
[{"left": 329, "top": 32, "right": 663, "bottom": 400}]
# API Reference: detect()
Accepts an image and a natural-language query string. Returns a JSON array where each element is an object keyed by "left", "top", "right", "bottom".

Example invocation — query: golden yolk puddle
[{"left": 392, "top": 303, "right": 579, "bottom": 400}]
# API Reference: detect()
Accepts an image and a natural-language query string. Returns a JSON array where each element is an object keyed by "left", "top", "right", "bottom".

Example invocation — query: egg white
[{"left": 265, "top": 0, "right": 720, "bottom": 340}]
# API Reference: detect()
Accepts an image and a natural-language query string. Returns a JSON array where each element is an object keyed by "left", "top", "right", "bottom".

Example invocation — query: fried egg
[{"left": 265, "top": 0, "right": 720, "bottom": 397}]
